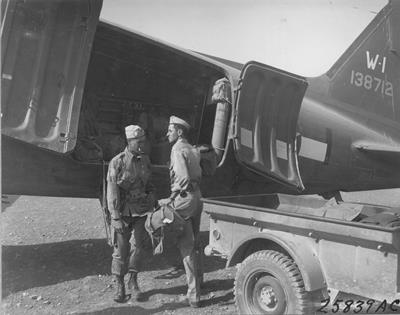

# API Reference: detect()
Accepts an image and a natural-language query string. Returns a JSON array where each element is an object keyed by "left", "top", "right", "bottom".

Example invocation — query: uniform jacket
[
  {"left": 107, "top": 147, "right": 154, "bottom": 218},
  {"left": 169, "top": 138, "right": 202, "bottom": 194}
]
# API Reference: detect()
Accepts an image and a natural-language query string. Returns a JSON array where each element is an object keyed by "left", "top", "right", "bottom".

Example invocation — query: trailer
[{"left": 204, "top": 193, "right": 400, "bottom": 314}]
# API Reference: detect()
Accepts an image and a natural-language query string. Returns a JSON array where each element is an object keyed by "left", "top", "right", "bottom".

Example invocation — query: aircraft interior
[{"left": 73, "top": 21, "right": 229, "bottom": 165}]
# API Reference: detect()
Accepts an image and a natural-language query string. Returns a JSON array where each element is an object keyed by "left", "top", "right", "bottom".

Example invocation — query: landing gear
[{"left": 234, "top": 250, "right": 312, "bottom": 314}]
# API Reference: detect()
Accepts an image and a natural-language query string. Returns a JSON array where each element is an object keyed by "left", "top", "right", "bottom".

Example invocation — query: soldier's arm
[
  {"left": 171, "top": 150, "right": 190, "bottom": 195},
  {"left": 107, "top": 158, "right": 121, "bottom": 219}
]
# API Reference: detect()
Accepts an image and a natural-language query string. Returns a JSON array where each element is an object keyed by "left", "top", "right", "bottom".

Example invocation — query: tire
[{"left": 234, "top": 250, "right": 312, "bottom": 315}]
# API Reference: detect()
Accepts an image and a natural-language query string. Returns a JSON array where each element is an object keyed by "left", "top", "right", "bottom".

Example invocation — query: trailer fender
[{"left": 227, "top": 232, "right": 326, "bottom": 291}]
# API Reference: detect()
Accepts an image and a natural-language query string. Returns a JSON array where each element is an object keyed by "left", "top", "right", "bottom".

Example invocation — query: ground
[
  {"left": 2, "top": 190, "right": 400, "bottom": 315},
  {"left": 1, "top": 196, "right": 236, "bottom": 315}
]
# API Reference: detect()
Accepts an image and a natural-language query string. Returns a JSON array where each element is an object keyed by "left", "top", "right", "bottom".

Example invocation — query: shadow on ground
[
  {"left": 2, "top": 238, "right": 111, "bottom": 297},
  {"left": 1, "top": 195, "right": 20, "bottom": 212},
  {"left": 76, "top": 280, "right": 234, "bottom": 315},
  {"left": 3, "top": 231, "right": 226, "bottom": 297},
  {"left": 139, "top": 278, "right": 234, "bottom": 301}
]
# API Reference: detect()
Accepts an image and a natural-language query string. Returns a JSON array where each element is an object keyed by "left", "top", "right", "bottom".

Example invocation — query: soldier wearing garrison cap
[
  {"left": 158, "top": 115, "right": 203, "bottom": 308},
  {"left": 107, "top": 125, "right": 155, "bottom": 303},
  {"left": 169, "top": 115, "right": 191, "bottom": 129}
]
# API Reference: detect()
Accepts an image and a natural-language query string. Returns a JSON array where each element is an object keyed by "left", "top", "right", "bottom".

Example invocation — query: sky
[{"left": 100, "top": 0, "right": 388, "bottom": 77}]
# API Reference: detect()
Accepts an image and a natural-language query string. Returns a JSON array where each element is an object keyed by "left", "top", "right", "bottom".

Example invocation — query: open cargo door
[
  {"left": 234, "top": 62, "right": 308, "bottom": 191},
  {"left": 1, "top": 0, "right": 102, "bottom": 152}
]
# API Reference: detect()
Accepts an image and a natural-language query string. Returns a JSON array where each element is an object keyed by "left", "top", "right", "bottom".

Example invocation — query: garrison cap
[
  {"left": 169, "top": 115, "right": 191, "bottom": 129},
  {"left": 125, "top": 125, "right": 145, "bottom": 139}
]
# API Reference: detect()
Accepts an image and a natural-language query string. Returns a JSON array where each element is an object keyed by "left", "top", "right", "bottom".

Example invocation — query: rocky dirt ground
[
  {"left": 1, "top": 196, "right": 236, "bottom": 315},
  {"left": 2, "top": 190, "right": 400, "bottom": 315}
]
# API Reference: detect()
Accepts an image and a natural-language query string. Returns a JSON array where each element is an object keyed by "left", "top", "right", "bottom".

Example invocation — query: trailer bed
[{"left": 204, "top": 193, "right": 400, "bottom": 301}]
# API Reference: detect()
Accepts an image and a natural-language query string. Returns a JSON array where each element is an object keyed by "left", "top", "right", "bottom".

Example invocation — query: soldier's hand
[
  {"left": 158, "top": 198, "right": 172, "bottom": 206},
  {"left": 111, "top": 218, "right": 123, "bottom": 233}
]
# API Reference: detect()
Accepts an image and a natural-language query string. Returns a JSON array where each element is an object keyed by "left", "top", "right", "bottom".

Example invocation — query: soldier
[
  {"left": 159, "top": 116, "right": 203, "bottom": 308},
  {"left": 107, "top": 125, "right": 155, "bottom": 303}
]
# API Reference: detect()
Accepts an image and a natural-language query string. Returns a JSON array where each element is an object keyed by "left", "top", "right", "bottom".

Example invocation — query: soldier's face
[
  {"left": 127, "top": 137, "right": 146, "bottom": 154},
  {"left": 167, "top": 124, "right": 179, "bottom": 144}
]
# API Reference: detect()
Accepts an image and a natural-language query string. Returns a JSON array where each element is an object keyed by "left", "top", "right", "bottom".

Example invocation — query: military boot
[
  {"left": 113, "top": 275, "right": 125, "bottom": 303},
  {"left": 127, "top": 271, "right": 145, "bottom": 302}
]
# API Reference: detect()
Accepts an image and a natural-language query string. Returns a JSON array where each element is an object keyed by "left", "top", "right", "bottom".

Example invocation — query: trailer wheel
[{"left": 234, "top": 250, "right": 312, "bottom": 315}]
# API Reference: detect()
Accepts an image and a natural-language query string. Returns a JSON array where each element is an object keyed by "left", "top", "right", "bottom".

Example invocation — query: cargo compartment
[{"left": 73, "top": 21, "right": 228, "bottom": 165}]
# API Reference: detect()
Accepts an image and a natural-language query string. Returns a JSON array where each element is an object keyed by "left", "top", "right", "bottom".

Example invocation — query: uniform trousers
[
  {"left": 111, "top": 215, "right": 151, "bottom": 276},
  {"left": 170, "top": 189, "right": 203, "bottom": 302}
]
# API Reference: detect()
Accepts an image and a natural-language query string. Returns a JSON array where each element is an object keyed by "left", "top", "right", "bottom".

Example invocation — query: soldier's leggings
[
  {"left": 111, "top": 216, "right": 151, "bottom": 276},
  {"left": 176, "top": 219, "right": 200, "bottom": 302},
  {"left": 191, "top": 196, "right": 204, "bottom": 283}
]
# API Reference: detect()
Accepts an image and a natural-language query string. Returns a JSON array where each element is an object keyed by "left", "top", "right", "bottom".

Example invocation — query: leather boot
[
  {"left": 127, "top": 271, "right": 145, "bottom": 301},
  {"left": 178, "top": 295, "right": 201, "bottom": 308},
  {"left": 113, "top": 275, "right": 125, "bottom": 303}
]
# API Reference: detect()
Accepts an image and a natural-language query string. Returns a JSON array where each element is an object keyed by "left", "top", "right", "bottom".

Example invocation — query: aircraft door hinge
[
  {"left": 52, "top": 116, "right": 60, "bottom": 127},
  {"left": 59, "top": 132, "right": 75, "bottom": 143},
  {"left": 235, "top": 79, "right": 243, "bottom": 92}
]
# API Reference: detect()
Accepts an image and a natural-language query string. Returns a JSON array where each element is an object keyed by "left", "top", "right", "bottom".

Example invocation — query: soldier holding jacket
[
  {"left": 107, "top": 125, "right": 155, "bottom": 303},
  {"left": 158, "top": 116, "right": 203, "bottom": 308}
]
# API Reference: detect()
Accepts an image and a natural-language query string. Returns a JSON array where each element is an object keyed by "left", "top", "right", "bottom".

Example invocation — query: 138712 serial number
[{"left": 350, "top": 70, "right": 393, "bottom": 97}]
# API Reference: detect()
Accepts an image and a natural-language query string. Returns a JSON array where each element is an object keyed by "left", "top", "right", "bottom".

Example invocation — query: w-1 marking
[{"left": 366, "top": 51, "right": 386, "bottom": 73}]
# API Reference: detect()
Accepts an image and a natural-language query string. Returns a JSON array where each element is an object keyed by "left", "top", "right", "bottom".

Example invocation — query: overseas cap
[
  {"left": 125, "top": 125, "right": 145, "bottom": 139},
  {"left": 169, "top": 115, "right": 191, "bottom": 129}
]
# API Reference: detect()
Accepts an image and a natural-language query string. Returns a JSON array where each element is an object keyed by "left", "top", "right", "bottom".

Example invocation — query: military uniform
[
  {"left": 107, "top": 125, "right": 154, "bottom": 302},
  {"left": 168, "top": 136, "right": 203, "bottom": 304},
  {"left": 107, "top": 147, "right": 154, "bottom": 275}
]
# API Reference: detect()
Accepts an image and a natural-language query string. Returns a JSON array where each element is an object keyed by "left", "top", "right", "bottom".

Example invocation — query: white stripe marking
[
  {"left": 276, "top": 140, "right": 288, "bottom": 160},
  {"left": 240, "top": 127, "right": 253, "bottom": 149},
  {"left": 299, "top": 137, "right": 327, "bottom": 162}
]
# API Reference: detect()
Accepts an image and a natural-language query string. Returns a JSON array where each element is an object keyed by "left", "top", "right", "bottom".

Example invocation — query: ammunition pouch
[{"left": 119, "top": 188, "right": 154, "bottom": 215}]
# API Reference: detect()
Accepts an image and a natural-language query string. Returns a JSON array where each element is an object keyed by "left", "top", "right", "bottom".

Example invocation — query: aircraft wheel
[{"left": 234, "top": 250, "right": 312, "bottom": 315}]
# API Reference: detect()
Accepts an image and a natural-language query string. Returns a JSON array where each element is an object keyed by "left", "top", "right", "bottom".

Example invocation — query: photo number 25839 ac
[{"left": 317, "top": 298, "right": 400, "bottom": 314}]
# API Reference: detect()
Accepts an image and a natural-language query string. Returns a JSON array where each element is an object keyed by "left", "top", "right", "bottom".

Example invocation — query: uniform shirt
[
  {"left": 170, "top": 138, "right": 202, "bottom": 194},
  {"left": 107, "top": 147, "right": 154, "bottom": 218}
]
